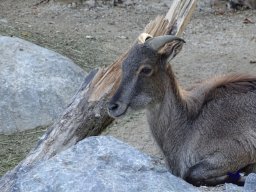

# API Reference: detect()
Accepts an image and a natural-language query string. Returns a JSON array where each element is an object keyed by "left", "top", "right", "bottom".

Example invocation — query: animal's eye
[{"left": 140, "top": 67, "right": 153, "bottom": 76}]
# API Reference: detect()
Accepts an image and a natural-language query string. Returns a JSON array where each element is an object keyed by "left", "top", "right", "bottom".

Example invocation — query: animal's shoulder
[{"left": 185, "top": 74, "right": 256, "bottom": 115}]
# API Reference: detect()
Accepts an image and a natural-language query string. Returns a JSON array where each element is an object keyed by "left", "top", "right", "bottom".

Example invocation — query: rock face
[
  {"left": 225, "top": 183, "right": 243, "bottom": 192},
  {"left": 244, "top": 173, "right": 256, "bottom": 192},
  {"left": 0, "top": 36, "right": 86, "bottom": 134},
  {"left": 14, "top": 136, "right": 199, "bottom": 192}
]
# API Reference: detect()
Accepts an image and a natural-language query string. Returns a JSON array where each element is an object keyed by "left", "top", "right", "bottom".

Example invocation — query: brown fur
[{"left": 184, "top": 74, "right": 256, "bottom": 117}]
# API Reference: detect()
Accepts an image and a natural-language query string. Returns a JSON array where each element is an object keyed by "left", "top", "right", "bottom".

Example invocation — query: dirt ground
[{"left": 0, "top": 0, "right": 256, "bottom": 191}]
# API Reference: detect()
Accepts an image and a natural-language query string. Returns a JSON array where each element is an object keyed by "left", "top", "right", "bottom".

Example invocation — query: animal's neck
[{"left": 146, "top": 64, "right": 188, "bottom": 152}]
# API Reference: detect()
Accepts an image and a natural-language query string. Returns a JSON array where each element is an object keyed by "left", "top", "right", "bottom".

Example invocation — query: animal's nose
[
  {"left": 108, "top": 101, "right": 128, "bottom": 117},
  {"left": 108, "top": 102, "right": 119, "bottom": 112}
]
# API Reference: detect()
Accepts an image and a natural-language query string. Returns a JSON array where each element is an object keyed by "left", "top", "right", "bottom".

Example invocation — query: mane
[{"left": 184, "top": 74, "right": 256, "bottom": 117}]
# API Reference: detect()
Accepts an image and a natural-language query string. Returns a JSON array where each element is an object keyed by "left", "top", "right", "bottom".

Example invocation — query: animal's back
[{"left": 190, "top": 74, "right": 256, "bottom": 135}]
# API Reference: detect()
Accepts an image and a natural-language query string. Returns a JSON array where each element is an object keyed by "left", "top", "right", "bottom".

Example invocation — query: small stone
[
  {"left": 85, "top": 35, "right": 95, "bottom": 39},
  {"left": 117, "top": 35, "right": 128, "bottom": 39},
  {"left": 85, "top": 0, "right": 96, "bottom": 8},
  {"left": 71, "top": 2, "right": 77, "bottom": 8}
]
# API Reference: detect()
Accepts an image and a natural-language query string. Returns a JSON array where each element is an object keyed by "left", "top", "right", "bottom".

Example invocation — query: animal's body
[
  {"left": 147, "top": 73, "right": 256, "bottom": 185},
  {"left": 108, "top": 34, "right": 256, "bottom": 186}
]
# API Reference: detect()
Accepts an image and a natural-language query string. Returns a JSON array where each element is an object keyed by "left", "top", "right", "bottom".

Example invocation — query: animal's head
[{"left": 108, "top": 34, "right": 185, "bottom": 118}]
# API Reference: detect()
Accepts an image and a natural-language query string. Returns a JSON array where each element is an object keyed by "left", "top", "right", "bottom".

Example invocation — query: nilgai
[{"left": 108, "top": 34, "right": 256, "bottom": 186}]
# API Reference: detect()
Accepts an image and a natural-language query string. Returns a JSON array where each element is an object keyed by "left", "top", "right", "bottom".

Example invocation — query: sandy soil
[{"left": 0, "top": 0, "right": 256, "bottom": 191}]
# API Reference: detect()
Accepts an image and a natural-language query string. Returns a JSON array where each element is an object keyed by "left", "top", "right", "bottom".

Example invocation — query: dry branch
[{"left": 0, "top": 0, "right": 197, "bottom": 191}]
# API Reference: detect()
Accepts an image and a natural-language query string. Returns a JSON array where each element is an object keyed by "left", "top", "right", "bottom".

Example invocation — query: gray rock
[
  {"left": 0, "top": 36, "right": 86, "bottom": 134},
  {"left": 244, "top": 173, "right": 256, "bottom": 192},
  {"left": 14, "top": 136, "right": 199, "bottom": 192},
  {"left": 225, "top": 183, "right": 243, "bottom": 192}
]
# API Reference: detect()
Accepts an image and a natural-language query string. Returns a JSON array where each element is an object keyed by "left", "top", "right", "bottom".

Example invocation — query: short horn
[{"left": 146, "top": 35, "right": 185, "bottom": 51}]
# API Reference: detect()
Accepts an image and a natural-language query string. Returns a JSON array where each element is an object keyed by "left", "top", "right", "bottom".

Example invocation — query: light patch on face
[{"left": 130, "top": 94, "right": 153, "bottom": 110}]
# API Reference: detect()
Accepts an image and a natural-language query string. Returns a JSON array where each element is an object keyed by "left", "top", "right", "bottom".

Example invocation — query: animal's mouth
[{"left": 108, "top": 102, "right": 129, "bottom": 118}]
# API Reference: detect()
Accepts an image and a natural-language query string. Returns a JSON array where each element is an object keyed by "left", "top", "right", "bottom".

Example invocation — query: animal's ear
[
  {"left": 157, "top": 39, "right": 185, "bottom": 60},
  {"left": 146, "top": 35, "right": 185, "bottom": 60}
]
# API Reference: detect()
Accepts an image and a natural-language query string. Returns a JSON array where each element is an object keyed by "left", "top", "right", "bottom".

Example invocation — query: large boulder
[
  {"left": 14, "top": 136, "right": 199, "bottom": 192},
  {"left": 0, "top": 36, "right": 86, "bottom": 134},
  {"left": 225, "top": 183, "right": 243, "bottom": 192},
  {"left": 244, "top": 173, "right": 256, "bottom": 192}
]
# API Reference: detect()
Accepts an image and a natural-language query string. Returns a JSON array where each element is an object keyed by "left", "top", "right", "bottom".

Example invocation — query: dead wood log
[{"left": 0, "top": 0, "right": 197, "bottom": 191}]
